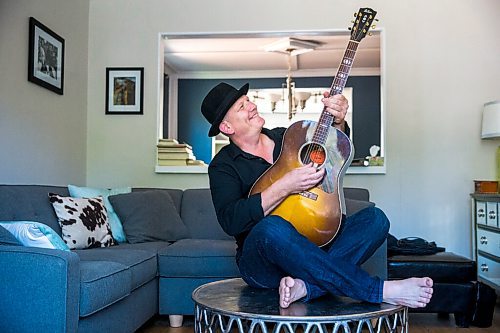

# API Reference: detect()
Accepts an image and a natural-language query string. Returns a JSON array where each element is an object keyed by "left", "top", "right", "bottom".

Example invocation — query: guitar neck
[
  {"left": 330, "top": 40, "right": 359, "bottom": 96},
  {"left": 313, "top": 40, "right": 359, "bottom": 143}
]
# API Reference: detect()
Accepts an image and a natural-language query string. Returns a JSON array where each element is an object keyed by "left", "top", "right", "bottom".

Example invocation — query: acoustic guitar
[{"left": 249, "top": 8, "right": 378, "bottom": 247}]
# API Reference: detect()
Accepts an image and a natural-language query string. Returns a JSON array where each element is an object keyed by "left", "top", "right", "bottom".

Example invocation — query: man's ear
[{"left": 219, "top": 120, "right": 234, "bottom": 135}]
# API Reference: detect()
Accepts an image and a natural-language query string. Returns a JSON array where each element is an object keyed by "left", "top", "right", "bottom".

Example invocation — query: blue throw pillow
[
  {"left": 0, "top": 221, "right": 70, "bottom": 251},
  {"left": 0, "top": 224, "right": 22, "bottom": 246},
  {"left": 109, "top": 190, "right": 189, "bottom": 243},
  {"left": 68, "top": 185, "right": 131, "bottom": 243}
]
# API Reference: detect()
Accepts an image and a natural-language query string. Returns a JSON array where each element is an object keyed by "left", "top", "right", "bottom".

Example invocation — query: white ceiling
[{"left": 163, "top": 31, "right": 381, "bottom": 74}]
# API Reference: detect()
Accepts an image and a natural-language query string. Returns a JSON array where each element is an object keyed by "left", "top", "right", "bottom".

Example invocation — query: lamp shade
[{"left": 481, "top": 101, "right": 500, "bottom": 139}]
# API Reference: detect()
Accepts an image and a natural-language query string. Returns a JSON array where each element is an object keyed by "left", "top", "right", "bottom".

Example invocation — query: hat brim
[{"left": 208, "top": 83, "right": 249, "bottom": 137}]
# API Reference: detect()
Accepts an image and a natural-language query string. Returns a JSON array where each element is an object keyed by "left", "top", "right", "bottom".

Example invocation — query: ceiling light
[
  {"left": 264, "top": 37, "right": 321, "bottom": 119},
  {"left": 264, "top": 37, "right": 321, "bottom": 56}
]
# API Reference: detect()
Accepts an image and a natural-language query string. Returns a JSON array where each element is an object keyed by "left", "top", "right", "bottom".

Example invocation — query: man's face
[{"left": 223, "top": 95, "right": 265, "bottom": 135}]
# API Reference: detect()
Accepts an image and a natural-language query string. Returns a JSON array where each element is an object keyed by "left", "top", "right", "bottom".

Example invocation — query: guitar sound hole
[{"left": 300, "top": 143, "right": 326, "bottom": 167}]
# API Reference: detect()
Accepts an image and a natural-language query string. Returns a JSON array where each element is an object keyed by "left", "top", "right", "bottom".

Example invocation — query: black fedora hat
[{"left": 201, "top": 82, "right": 249, "bottom": 137}]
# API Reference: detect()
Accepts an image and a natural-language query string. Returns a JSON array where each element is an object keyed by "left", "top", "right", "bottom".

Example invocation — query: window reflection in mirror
[
  {"left": 161, "top": 30, "right": 383, "bottom": 172},
  {"left": 247, "top": 87, "right": 353, "bottom": 138}
]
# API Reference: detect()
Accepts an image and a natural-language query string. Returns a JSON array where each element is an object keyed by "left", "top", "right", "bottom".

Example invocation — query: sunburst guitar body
[
  {"left": 249, "top": 8, "right": 377, "bottom": 247},
  {"left": 250, "top": 122, "right": 353, "bottom": 247}
]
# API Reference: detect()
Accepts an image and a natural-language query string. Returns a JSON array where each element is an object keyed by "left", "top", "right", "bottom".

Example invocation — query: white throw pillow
[
  {"left": 68, "top": 185, "right": 131, "bottom": 243},
  {"left": 48, "top": 193, "right": 115, "bottom": 250}
]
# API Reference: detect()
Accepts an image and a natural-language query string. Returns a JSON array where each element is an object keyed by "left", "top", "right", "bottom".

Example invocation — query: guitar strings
[{"left": 301, "top": 41, "right": 358, "bottom": 167}]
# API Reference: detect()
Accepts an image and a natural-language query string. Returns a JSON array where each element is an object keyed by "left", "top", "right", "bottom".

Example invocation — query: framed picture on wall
[
  {"left": 28, "top": 17, "right": 65, "bottom": 95},
  {"left": 105, "top": 67, "right": 144, "bottom": 115}
]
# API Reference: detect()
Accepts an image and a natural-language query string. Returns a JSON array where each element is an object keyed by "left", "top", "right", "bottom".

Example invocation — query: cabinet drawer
[
  {"left": 486, "top": 202, "right": 498, "bottom": 227},
  {"left": 477, "top": 228, "right": 500, "bottom": 258},
  {"left": 477, "top": 254, "right": 500, "bottom": 285},
  {"left": 476, "top": 201, "right": 487, "bottom": 225}
]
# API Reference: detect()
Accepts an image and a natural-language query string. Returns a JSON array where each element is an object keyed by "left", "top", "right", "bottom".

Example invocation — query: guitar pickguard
[{"left": 299, "top": 120, "right": 354, "bottom": 194}]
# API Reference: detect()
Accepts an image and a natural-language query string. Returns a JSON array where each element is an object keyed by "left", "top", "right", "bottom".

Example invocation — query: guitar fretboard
[{"left": 312, "top": 40, "right": 359, "bottom": 145}]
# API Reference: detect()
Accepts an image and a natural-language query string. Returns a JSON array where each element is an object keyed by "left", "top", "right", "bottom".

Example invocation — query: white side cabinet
[{"left": 471, "top": 194, "right": 500, "bottom": 289}]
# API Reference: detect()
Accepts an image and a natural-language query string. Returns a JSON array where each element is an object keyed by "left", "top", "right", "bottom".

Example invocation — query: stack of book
[{"left": 157, "top": 139, "right": 206, "bottom": 166}]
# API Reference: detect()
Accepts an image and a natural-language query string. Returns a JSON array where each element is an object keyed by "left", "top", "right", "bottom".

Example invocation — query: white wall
[
  {"left": 0, "top": 0, "right": 89, "bottom": 185},
  {"left": 86, "top": 0, "right": 500, "bottom": 257}
]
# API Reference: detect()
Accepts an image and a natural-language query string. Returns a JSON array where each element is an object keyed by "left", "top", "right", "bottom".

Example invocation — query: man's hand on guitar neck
[
  {"left": 322, "top": 92, "right": 349, "bottom": 133},
  {"left": 260, "top": 164, "right": 325, "bottom": 216}
]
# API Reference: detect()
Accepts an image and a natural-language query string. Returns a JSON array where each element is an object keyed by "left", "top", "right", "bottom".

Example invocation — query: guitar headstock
[{"left": 349, "top": 8, "right": 378, "bottom": 42}]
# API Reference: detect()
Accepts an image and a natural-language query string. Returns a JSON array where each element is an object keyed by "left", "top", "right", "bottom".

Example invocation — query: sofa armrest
[
  {"left": 344, "top": 187, "right": 370, "bottom": 201},
  {"left": 0, "top": 246, "right": 80, "bottom": 333}
]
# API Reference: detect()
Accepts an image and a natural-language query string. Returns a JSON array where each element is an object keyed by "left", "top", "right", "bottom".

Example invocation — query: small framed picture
[
  {"left": 28, "top": 17, "right": 65, "bottom": 95},
  {"left": 105, "top": 67, "right": 144, "bottom": 115}
]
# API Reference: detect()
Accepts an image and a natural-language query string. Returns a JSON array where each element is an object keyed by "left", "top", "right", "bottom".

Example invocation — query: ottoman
[{"left": 388, "top": 252, "right": 476, "bottom": 327}]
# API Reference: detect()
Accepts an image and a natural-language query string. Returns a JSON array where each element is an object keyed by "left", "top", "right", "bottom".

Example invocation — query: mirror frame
[{"left": 159, "top": 29, "right": 386, "bottom": 174}]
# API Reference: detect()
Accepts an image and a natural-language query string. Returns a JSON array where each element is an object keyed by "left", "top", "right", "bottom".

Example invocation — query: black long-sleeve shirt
[
  {"left": 208, "top": 127, "right": 286, "bottom": 253},
  {"left": 208, "top": 124, "right": 350, "bottom": 254}
]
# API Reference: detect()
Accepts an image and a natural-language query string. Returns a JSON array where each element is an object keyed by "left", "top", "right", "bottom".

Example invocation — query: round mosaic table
[{"left": 192, "top": 278, "right": 408, "bottom": 333}]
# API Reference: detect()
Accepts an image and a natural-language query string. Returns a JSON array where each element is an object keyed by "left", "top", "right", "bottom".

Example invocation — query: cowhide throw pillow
[{"left": 48, "top": 193, "right": 115, "bottom": 249}]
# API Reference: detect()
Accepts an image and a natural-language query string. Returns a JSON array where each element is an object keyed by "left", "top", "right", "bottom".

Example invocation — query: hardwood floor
[{"left": 138, "top": 302, "right": 500, "bottom": 332}]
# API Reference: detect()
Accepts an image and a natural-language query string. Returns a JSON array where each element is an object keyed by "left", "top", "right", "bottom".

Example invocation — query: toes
[
  {"left": 416, "top": 301, "right": 428, "bottom": 308},
  {"left": 421, "top": 287, "right": 433, "bottom": 296},
  {"left": 281, "top": 289, "right": 290, "bottom": 301},
  {"left": 419, "top": 295, "right": 431, "bottom": 304},
  {"left": 285, "top": 277, "right": 295, "bottom": 288},
  {"left": 279, "top": 278, "right": 295, "bottom": 308},
  {"left": 408, "top": 299, "right": 429, "bottom": 308},
  {"left": 280, "top": 294, "right": 290, "bottom": 308}
]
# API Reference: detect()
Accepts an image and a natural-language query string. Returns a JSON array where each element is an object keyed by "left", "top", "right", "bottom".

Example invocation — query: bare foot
[
  {"left": 279, "top": 277, "right": 307, "bottom": 308},
  {"left": 383, "top": 277, "right": 433, "bottom": 308}
]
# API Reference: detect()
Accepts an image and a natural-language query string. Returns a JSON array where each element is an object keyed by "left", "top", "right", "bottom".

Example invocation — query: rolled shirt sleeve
[{"left": 208, "top": 161, "right": 264, "bottom": 237}]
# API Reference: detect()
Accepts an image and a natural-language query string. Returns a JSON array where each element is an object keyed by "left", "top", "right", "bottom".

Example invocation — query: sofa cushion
[
  {"left": 75, "top": 247, "right": 157, "bottom": 291},
  {"left": 115, "top": 241, "right": 172, "bottom": 253},
  {"left": 133, "top": 188, "right": 183, "bottom": 213},
  {"left": 345, "top": 198, "right": 375, "bottom": 216},
  {"left": 344, "top": 187, "right": 370, "bottom": 201},
  {"left": 158, "top": 239, "right": 239, "bottom": 278},
  {"left": 79, "top": 260, "right": 131, "bottom": 317},
  {"left": 68, "top": 185, "right": 131, "bottom": 243},
  {"left": 48, "top": 194, "right": 115, "bottom": 249},
  {"left": 180, "top": 189, "right": 231, "bottom": 240},
  {"left": 109, "top": 190, "right": 189, "bottom": 243},
  {"left": 0, "top": 221, "right": 69, "bottom": 250},
  {"left": 0, "top": 185, "right": 68, "bottom": 235}
]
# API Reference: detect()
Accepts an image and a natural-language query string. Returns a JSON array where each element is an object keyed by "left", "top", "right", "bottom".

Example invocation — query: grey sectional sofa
[{"left": 0, "top": 185, "right": 386, "bottom": 332}]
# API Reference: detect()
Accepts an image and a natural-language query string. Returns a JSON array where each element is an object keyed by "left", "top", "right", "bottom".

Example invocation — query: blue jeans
[{"left": 237, "top": 206, "right": 389, "bottom": 303}]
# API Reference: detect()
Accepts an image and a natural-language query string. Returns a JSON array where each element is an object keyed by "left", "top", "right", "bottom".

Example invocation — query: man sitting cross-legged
[{"left": 201, "top": 82, "right": 433, "bottom": 309}]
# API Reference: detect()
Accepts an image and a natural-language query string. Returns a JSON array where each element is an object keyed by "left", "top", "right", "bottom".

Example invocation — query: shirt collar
[{"left": 225, "top": 128, "right": 281, "bottom": 160}]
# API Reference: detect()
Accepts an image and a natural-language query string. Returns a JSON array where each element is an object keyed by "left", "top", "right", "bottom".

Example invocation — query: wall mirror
[{"left": 161, "top": 29, "right": 384, "bottom": 174}]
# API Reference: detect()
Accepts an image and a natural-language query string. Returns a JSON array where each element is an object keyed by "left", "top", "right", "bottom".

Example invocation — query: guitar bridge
[{"left": 299, "top": 191, "right": 318, "bottom": 201}]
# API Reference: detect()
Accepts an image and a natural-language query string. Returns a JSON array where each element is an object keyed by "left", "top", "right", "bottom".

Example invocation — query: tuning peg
[
  {"left": 375, "top": 18, "right": 379, "bottom": 22},
  {"left": 368, "top": 32, "right": 373, "bottom": 36},
  {"left": 354, "top": 12, "right": 357, "bottom": 17},
  {"left": 371, "top": 24, "right": 377, "bottom": 29}
]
